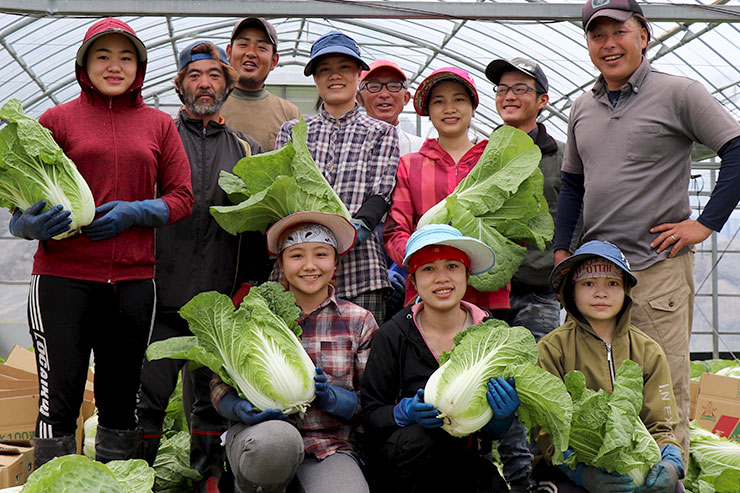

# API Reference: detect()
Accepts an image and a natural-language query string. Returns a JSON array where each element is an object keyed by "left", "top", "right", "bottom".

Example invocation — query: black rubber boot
[
  {"left": 33, "top": 435, "right": 76, "bottom": 469},
  {"left": 95, "top": 425, "right": 139, "bottom": 464},
  {"left": 136, "top": 415, "right": 163, "bottom": 466}
]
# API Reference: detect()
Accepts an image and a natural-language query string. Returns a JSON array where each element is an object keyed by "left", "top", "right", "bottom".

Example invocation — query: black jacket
[
  {"left": 361, "top": 306, "right": 533, "bottom": 484},
  {"left": 155, "top": 110, "right": 262, "bottom": 310}
]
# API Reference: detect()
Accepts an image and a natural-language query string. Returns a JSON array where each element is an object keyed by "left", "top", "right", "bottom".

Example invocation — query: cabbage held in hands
[
  {"left": 0, "top": 99, "right": 94, "bottom": 239},
  {"left": 417, "top": 126, "right": 553, "bottom": 291},
  {"left": 563, "top": 360, "right": 661, "bottom": 487},
  {"left": 423, "top": 320, "right": 571, "bottom": 457},
  {"left": 146, "top": 282, "right": 316, "bottom": 414}
]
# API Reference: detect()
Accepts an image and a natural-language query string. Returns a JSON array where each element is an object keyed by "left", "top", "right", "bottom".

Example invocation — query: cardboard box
[
  {"left": 0, "top": 346, "right": 95, "bottom": 453},
  {"left": 0, "top": 442, "right": 33, "bottom": 488},
  {"left": 694, "top": 372, "right": 740, "bottom": 442},
  {"left": 689, "top": 380, "right": 700, "bottom": 420}
]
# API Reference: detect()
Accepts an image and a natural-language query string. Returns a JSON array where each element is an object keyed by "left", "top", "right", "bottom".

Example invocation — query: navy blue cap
[
  {"left": 304, "top": 30, "right": 369, "bottom": 76},
  {"left": 550, "top": 240, "right": 637, "bottom": 292},
  {"left": 178, "top": 40, "right": 229, "bottom": 71}
]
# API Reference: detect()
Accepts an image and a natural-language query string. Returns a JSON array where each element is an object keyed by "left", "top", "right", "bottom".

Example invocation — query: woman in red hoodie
[
  {"left": 8, "top": 18, "right": 193, "bottom": 466},
  {"left": 383, "top": 67, "right": 510, "bottom": 314}
]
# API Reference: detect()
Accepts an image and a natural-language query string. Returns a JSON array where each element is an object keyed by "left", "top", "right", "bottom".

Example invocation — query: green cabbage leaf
[
  {"left": 21, "top": 455, "right": 154, "bottom": 493},
  {"left": 146, "top": 282, "right": 316, "bottom": 414},
  {"left": 686, "top": 420, "right": 740, "bottom": 493},
  {"left": 690, "top": 359, "right": 740, "bottom": 381},
  {"left": 0, "top": 99, "right": 95, "bottom": 239},
  {"left": 152, "top": 431, "right": 202, "bottom": 492},
  {"left": 562, "top": 360, "right": 660, "bottom": 486},
  {"left": 210, "top": 118, "right": 351, "bottom": 234},
  {"left": 423, "top": 321, "right": 571, "bottom": 458},
  {"left": 417, "top": 125, "right": 553, "bottom": 291}
]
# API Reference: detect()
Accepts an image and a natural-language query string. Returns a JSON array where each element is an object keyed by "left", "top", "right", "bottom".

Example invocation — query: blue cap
[
  {"left": 178, "top": 40, "right": 229, "bottom": 71},
  {"left": 403, "top": 224, "right": 495, "bottom": 276},
  {"left": 304, "top": 30, "right": 370, "bottom": 76},
  {"left": 550, "top": 240, "right": 637, "bottom": 292}
]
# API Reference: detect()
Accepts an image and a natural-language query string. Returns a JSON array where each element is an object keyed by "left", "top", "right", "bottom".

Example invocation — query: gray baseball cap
[
  {"left": 231, "top": 17, "right": 278, "bottom": 49},
  {"left": 582, "top": 0, "right": 644, "bottom": 31},
  {"left": 485, "top": 57, "right": 549, "bottom": 93}
]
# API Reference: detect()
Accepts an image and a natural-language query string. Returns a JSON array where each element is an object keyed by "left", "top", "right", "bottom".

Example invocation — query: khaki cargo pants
[{"left": 630, "top": 251, "right": 694, "bottom": 465}]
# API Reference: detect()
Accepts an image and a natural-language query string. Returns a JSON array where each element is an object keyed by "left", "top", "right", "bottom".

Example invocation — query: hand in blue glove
[
  {"left": 582, "top": 467, "right": 635, "bottom": 492},
  {"left": 486, "top": 377, "right": 520, "bottom": 419},
  {"left": 393, "top": 389, "right": 443, "bottom": 428},
  {"left": 216, "top": 391, "right": 285, "bottom": 426},
  {"left": 350, "top": 219, "right": 372, "bottom": 244},
  {"left": 313, "top": 367, "right": 358, "bottom": 420},
  {"left": 387, "top": 264, "right": 406, "bottom": 307},
  {"left": 481, "top": 377, "right": 519, "bottom": 438},
  {"left": 9, "top": 201, "right": 71, "bottom": 240},
  {"left": 559, "top": 456, "right": 635, "bottom": 493},
  {"left": 634, "top": 462, "right": 679, "bottom": 493},
  {"left": 82, "top": 199, "right": 169, "bottom": 241}
]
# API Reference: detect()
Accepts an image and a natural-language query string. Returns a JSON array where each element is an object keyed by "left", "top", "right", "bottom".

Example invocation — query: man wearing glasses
[
  {"left": 359, "top": 59, "right": 425, "bottom": 156},
  {"left": 485, "top": 57, "right": 566, "bottom": 344}
]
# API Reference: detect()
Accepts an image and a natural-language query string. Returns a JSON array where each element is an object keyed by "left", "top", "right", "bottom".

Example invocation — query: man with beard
[
  {"left": 220, "top": 17, "right": 300, "bottom": 291},
  {"left": 221, "top": 17, "right": 300, "bottom": 152},
  {"left": 137, "top": 40, "right": 261, "bottom": 492}
]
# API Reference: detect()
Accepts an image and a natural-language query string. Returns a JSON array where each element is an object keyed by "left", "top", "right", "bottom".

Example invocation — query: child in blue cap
[
  {"left": 536, "top": 240, "right": 684, "bottom": 493},
  {"left": 275, "top": 30, "right": 400, "bottom": 325}
]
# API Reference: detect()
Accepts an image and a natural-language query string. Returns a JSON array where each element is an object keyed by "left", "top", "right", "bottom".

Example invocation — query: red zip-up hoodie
[{"left": 33, "top": 18, "right": 193, "bottom": 283}]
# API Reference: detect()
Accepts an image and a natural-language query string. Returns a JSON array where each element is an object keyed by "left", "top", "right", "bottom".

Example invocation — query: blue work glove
[
  {"left": 387, "top": 263, "right": 406, "bottom": 307},
  {"left": 635, "top": 445, "right": 684, "bottom": 493},
  {"left": 393, "top": 389, "right": 443, "bottom": 428},
  {"left": 216, "top": 391, "right": 285, "bottom": 426},
  {"left": 313, "top": 367, "right": 358, "bottom": 420},
  {"left": 9, "top": 201, "right": 71, "bottom": 240},
  {"left": 560, "top": 460, "right": 635, "bottom": 492},
  {"left": 82, "top": 199, "right": 170, "bottom": 241},
  {"left": 350, "top": 218, "right": 372, "bottom": 244},
  {"left": 483, "top": 377, "right": 519, "bottom": 438},
  {"left": 487, "top": 377, "right": 520, "bottom": 418}
]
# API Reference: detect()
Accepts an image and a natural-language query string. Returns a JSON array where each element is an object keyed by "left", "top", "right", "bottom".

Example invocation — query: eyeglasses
[
  {"left": 494, "top": 83, "right": 537, "bottom": 96},
  {"left": 361, "top": 81, "right": 405, "bottom": 93}
]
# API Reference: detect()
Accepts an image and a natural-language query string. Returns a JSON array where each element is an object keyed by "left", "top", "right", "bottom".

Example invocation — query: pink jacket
[{"left": 384, "top": 138, "right": 510, "bottom": 309}]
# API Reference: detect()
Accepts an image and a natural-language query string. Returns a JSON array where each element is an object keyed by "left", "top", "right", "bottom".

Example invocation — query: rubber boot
[
  {"left": 95, "top": 425, "right": 139, "bottom": 464},
  {"left": 33, "top": 435, "right": 76, "bottom": 469},
  {"left": 136, "top": 415, "right": 163, "bottom": 466},
  {"left": 137, "top": 429, "right": 162, "bottom": 467}
]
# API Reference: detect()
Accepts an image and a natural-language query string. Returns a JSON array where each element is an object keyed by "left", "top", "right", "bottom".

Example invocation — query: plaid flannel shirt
[
  {"left": 276, "top": 105, "right": 400, "bottom": 299},
  {"left": 211, "top": 285, "right": 379, "bottom": 460}
]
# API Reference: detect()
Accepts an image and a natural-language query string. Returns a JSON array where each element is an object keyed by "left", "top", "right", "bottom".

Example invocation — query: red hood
[{"left": 75, "top": 17, "right": 147, "bottom": 107}]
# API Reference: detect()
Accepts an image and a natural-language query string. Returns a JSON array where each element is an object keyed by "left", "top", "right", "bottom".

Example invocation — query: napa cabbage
[
  {"left": 21, "top": 455, "right": 154, "bottom": 493},
  {"left": 417, "top": 126, "right": 553, "bottom": 291},
  {"left": 423, "top": 320, "right": 572, "bottom": 458},
  {"left": 210, "top": 118, "right": 351, "bottom": 234},
  {"left": 562, "top": 360, "right": 660, "bottom": 487},
  {"left": 690, "top": 359, "right": 740, "bottom": 381},
  {"left": 146, "top": 282, "right": 316, "bottom": 414},
  {"left": 152, "top": 431, "right": 202, "bottom": 492},
  {"left": 686, "top": 420, "right": 740, "bottom": 493},
  {"left": 0, "top": 99, "right": 95, "bottom": 239}
]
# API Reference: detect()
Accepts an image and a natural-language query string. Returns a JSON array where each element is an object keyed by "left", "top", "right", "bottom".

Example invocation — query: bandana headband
[
  {"left": 408, "top": 245, "right": 470, "bottom": 275},
  {"left": 571, "top": 258, "right": 623, "bottom": 284},
  {"left": 279, "top": 223, "right": 338, "bottom": 252}
]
